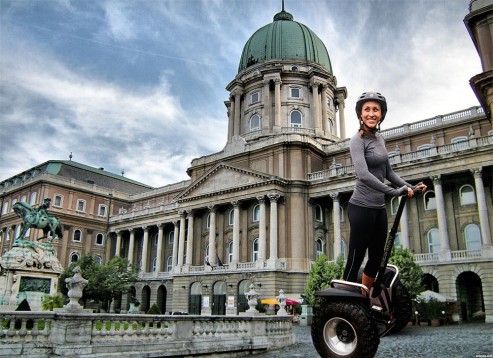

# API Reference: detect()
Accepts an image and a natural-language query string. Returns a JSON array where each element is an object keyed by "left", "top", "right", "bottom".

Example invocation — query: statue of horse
[{"left": 12, "top": 202, "right": 63, "bottom": 243}]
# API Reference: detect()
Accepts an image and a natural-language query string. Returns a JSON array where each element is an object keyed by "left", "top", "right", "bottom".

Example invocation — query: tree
[
  {"left": 389, "top": 246, "right": 424, "bottom": 299},
  {"left": 304, "top": 254, "right": 345, "bottom": 305},
  {"left": 41, "top": 293, "right": 64, "bottom": 311},
  {"left": 59, "top": 255, "right": 138, "bottom": 310}
]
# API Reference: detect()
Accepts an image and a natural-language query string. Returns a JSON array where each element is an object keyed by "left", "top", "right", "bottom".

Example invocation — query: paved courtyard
[{"left": 255, "top": 323, "right": 493, "bottom": 358}]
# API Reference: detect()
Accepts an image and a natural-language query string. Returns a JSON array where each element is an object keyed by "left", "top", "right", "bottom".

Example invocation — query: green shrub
[{"left": 147, "top": 303, "right": 161, "bottom": 315}]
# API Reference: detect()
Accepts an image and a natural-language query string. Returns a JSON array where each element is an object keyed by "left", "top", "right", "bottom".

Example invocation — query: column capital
[
  {"left": 274, "top": 77, "right": 282, "bottom": 85},
  {"left": 231, "top": 89, "right": 244, "bottom": 97},
  {"left": 310, "top": 80, "right": 321, "bottom": 89},
  {"left": 231, "top": 200, "right": 240, "bottom": 207},
  {"left": 329, "top": 192, "right": 339, "bottom": 201},
  {"left": 178, "top": 210, "right": 186, "bottom": 218},
  {"left": 207, "top": 205, "right": 216, "bottom": 212},
  {"left": 157, "top": 223, "right": 164, "bottom": 228},
  {"left": 142, "top": 226, "right": 149, "bottom": 232},
  {"left": 256, "top": 195, "right": 266, "bottom": 203},
  {"left": 268, "top": 192, "right": 281, "bottom": 202},
  {"left": 471, "top": 167, "right": 482, "bottom": 178},
  {"left": 430, "top": 174, "right": 441, "bottom": 183},
  {"left": 186, "top": 208, "right": 195, "bottom": 216}
]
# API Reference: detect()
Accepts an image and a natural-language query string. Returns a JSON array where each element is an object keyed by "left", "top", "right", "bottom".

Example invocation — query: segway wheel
[
  {"left": 311, "top": 300, "right": 379, "bottom": 357},
  {"left": 386, "top": 281, "right": 412, "bottom": 335}
]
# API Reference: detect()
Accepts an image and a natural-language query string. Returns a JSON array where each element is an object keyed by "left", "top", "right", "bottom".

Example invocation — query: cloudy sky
[{"left": 0, "top": 0, "right": 482, "bottom": 187}]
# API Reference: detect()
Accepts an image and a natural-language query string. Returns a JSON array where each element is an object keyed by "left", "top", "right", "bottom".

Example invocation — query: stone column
[
  {"left": 115, "top": 231, "right": 122, "bottom": 257},
  {"left": 472, "top": 168, "right": 492, "bottom": 248},
  {"left": 336, "top": 93, "right": 346, "bottom": 139},
  {"left": 233, "top": 90, "right": 242, "bottom": 137},
  {"left": 432, "top": 175, "right": 451, "bottom": 260},
  {"left": 232, "top": 201, "right": 241, "bottom": 263},
  {"left": 268, "top": 192, "right": 280, "bottom": 260},
  {"left": 227, "top": 98, "right": 234, "bottom": 142},
  {"left": 400, "top": 203, "right": 410, "bottom": 249},
  {"left": 156, "top": 224, "right": 164, "bottom": 272},
  {"left": 331, "top": 193, "right": 342, "bottom": 259},
  {"left": 178, "top": 211, "right": 186, "bottom": 268},
  {"left": 274, "top": 77, "right": 282, "bottom": 129},
  {"left": 257, "top": 196, "right": 267, "bottom": 261},
  {"left": 186, "top": 210, "right": 194, "bottom": 265},
  {"left": 321, "top": 85, "right": 328, "bottom": 133},
  {"left": 263, "top": 79, "right": 271, "bottom": 129},
  {"left": 172, "top": 220, "right": 179, "bottom": 270},
  {"left": 141, "top": 226, "right": 149, "bottom": 273},
  {"left": 311, "top": 80, "right": 320, "bottom": 130},
  {"left": 128, "top": 228, "right": 135, "bottom": 266},
  {"left": 208, "top": 206, "right": 217, "bottom": 266}
]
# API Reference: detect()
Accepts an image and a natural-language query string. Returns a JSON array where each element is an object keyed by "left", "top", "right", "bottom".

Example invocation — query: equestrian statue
[{"left": 12, "top": 198, "right": 63, "bottom": 243}]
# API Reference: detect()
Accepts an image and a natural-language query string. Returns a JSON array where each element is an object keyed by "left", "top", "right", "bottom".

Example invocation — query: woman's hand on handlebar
[
  {"left": 414, "top": 182, "right": 427, "bottom": 194},
  {"left": 406, "top": 187, "right": 414, "bottom": 198}
]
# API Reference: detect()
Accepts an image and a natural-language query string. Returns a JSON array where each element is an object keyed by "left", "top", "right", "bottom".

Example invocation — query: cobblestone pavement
[{"left": 255, "top": 323, "right": 493, "bottom": 358}]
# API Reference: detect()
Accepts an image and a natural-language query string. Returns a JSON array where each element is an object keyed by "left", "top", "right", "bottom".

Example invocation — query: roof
[
  {"left": 238, "top": 10, "right": 332, "bottom": 73},
  {"left": 1, "top": 160, "right": 153, "bottom": 194}
]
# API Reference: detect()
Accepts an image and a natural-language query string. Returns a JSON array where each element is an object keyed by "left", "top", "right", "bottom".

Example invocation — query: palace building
[{"left": 1, "top": 2, "right": 492, "bottom": 322}]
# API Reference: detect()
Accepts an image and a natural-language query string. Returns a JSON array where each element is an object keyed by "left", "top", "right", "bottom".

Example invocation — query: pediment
[{"left": 176, "top": 163, "right": 277, "bottom": 202}]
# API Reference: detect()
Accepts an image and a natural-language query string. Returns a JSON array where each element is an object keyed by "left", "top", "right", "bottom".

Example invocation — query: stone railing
[
  {"left": 308, "top": 134, "right": 493, "bottom": 182},
  {"left": 1, "top": 311, "right": 293, "bottom": 357}
]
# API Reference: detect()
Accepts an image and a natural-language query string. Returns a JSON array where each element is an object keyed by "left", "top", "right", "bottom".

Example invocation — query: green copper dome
[{"left": 238, "top": 10, "right": 332, "bottom": 73}]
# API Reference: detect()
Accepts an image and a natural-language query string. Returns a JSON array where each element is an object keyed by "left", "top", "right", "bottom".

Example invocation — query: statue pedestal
[{"left": 0, "top": 241, "right": 63, "bottom": 311}]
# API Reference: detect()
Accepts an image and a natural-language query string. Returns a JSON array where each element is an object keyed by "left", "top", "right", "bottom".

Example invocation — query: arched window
[
  {"left": 11, "top": 199, "right": 17, "bottom": 212},
  {"left": 152, "top": 257, "right": 157, "bottom": 272},
  {"left": 70, "top": 252, "right": 80, "bottom": 263},
  {"left": 205, "top": 245, "right": 210, "bottom": 264},
  {"left": 168, "top": 231, "right": 174, "bottom": 244},
  {"left": 290, "top": 110, "right": 302, "bottom": 127},
  {"left": 394, "top": 232, "right": 402, "bottom": 248},
  {"left": 228, "top": 241, "right": 233, "bottom": 263},
  {"left": 427, "top": 228, "right": 440, "bottom": 253},
  {"left": 228, "top": 209, "right": 234, "bottom": 226},
  {"left": 417, "top": 144, "right": 432, "bottom": 158},
  {"left": 424, "top": 191, "right": 436, "bottom": 210},
  {"left": 250, "top": 114, "right": 261, "bottom": 131},
  {"left": 154, "top": 233, "right": 159, "bottom": 246},
  {"left": 252, "top": 239, "right": 259, "bottom": 262},
  {"left": 391, "top": 197, "right": 400, "bottom": 215},
  {"left": 315, "top": 205, "right": 323, "bottom": 222},
  {"left": 464, "top": 223, "right": 482, "bottom": 251},
  {"left": 459, "top": 184, "right": 476, "bottom": 206},
  {"left": 452, "top": 136, "right": 469, "bottom": 150},
  {"left": 1, "top": 201, "right": 8, "bottom": 215},
  {"left": 316, "top": 238, "right": 324, "bottom": 258},
  {"left": 166, "top": 256, "right": 173, "bottom": 272},
  {"left": 341, "top": 239, "right": 347, "bottom": 258},
  {"left": 94, "top": 255, "right": 103, "bottom": 265},
  {"left": 96, "top": 233, "right": 104, "bottom": 245},
  {"left": 252, "top": 205, "right": 260, "bottom": 222},
  {"left": 206, "top": 214, "right": 211, "bottom": 229},
  {"left": 20, "top": 196, "right": 27, "bottom": 203},
  {"left": 73, "top": 229, "right": 82, "bottom": 242}
]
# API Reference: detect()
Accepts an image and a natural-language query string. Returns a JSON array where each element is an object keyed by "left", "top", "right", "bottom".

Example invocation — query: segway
[{"left": 311, "top": 189, "right": 420, "bottom": 358}]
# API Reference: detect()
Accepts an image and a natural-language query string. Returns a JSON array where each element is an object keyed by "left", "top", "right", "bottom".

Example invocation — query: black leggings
[{"left": 343, "top": 202, "right": 388, "bottom": 282}]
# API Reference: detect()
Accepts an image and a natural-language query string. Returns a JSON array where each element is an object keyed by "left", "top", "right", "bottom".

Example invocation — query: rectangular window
[
  {"left": 53, "top": 195, "right": 63, "bottom": 208},
  {"left": 76, "top": 199, "right": 86, "bottom": 213},
  {"left": 290, "top": 87, "right": 300, "bottom": 98},
  {"left": 98, "top": 204, "right": 107, "bottom": 217},
  {"left": 251, "top": 91, "right": 260, "bottom": 104}
]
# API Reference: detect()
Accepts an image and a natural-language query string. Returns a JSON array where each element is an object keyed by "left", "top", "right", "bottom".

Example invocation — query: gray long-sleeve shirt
[{"left": 349, "top": 131, "right": 412, "bottom": 209}]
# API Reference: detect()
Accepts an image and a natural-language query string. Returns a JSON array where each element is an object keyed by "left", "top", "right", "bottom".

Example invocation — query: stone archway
[
  {"left": 157, "top": 285, "right": 167, "bottom": 314},
  {"left": 212, "top": 281, "right": 226, "bottom": 315},
  {"left": 456, "top": 271, "right": 485, "bottom": 322},
  {"left": 141, "top": 285, "right": 151, "bottom": 313},
  {"left": 422, "top": 273, "right": 439, "bottom": 292},
  {"left": 189, "top": 282, "right": 202, "bottom": 315},
  {"left": 237, "top": 279, "right": 252, "bottom": 314}
]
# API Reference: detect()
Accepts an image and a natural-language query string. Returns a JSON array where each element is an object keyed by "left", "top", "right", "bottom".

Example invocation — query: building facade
[{"left": 1, "top": 3, "right": 492, "bottom": 322}]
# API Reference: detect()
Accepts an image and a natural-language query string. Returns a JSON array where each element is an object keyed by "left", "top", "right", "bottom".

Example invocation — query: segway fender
[{"left": 315, "top": 287, "right": 368, "bottom": 302}]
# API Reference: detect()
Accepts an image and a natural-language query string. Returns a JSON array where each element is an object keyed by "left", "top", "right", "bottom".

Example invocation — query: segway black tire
[
  {"left": 311, "top": 300, "right": 380, "bottom": 357},
  {"left": 386, "top": 281, "right": 412, "bottom": 335}
]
